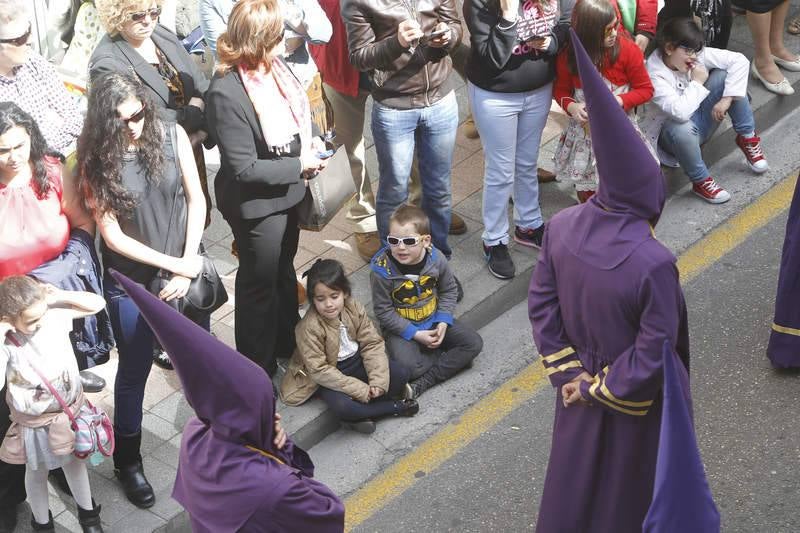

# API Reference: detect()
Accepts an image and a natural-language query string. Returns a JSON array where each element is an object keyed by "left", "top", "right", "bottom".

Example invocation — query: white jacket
[{"left": 640, "top": 47, "right": 749, "bottom": 165}]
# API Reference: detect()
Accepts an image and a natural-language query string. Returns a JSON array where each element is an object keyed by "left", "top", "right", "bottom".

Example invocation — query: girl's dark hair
[
  {"left": 567, "top": 0, "right": 620, "bottom": 74},
  {"left": 76, "top": 71, "right": 165, "bottom": 217},
  {"left": 305, "top": 259, "right": 351, "bottom": 298},
  {"left": 656, "top": 17, "right": 705, "bottom": 55},
  {"left": 0, "top": 276, "right": 45, "bottom": 321},
  {"left": 0, "top": 102, "right": 55, "bottom": 199}
]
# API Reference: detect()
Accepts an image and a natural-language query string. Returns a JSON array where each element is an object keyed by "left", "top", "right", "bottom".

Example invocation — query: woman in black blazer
[{"left": 206, "top": 0, "right": 326, "bottom": 376}]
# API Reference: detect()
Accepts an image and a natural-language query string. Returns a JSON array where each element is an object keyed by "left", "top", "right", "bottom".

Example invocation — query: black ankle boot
[
  {"left": 394, "top": 399, "right": 420, "bottom": 417},
  {"left": 30, "top": 511, "right": 54, "bottom": 531},
  {"left": 113, "top": 432, "right": 155, "bottom": 508},
  {"left": 77, "top": 501, "right": 104, "bottom": 533}
]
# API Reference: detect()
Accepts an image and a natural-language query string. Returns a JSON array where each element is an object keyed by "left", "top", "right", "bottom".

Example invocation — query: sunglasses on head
[
  {"left": 119, "top": 104, "right": 147, "bottom": 126},
  {"left": 387, "top": 235, "right": 422, "bottom": 247},
  {"left": 0, "top": 24, "right": 31, "bottom": 47},
  {"left": 129, "top": 6, "right": 162, "bottom": 23}
]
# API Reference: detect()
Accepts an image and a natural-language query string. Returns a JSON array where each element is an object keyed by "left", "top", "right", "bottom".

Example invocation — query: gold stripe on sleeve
[
  {"left": 588, "top": 381, "right": 648, "bottom": 416},
  {"left": 542, "top": 346, "right": 576, "bottom": 363},
  {"left": 543, "top": 360, "right": 583, "bottom": 376},
  {"left": 772, "top": 323, "right": 800, "bottom": 337}
]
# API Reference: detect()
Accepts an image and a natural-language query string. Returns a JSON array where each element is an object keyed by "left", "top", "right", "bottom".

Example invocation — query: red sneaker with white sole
[
  {"left": 692, "top": 177, "right": 731, "bottom": 204},
  {"left": 735, "top": 133, "right": 769, "bottom": 173}
]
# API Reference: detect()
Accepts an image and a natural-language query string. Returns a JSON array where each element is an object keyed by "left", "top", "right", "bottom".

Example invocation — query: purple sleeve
[
  {"left": 579, "top": 260, "right": 684, "bottom": 416},
  {"left": 243, "top": 475, "right": 345, "bottom": 532},
  {"left": 528, "top": 227, "right": 587, "bottom": 388}
]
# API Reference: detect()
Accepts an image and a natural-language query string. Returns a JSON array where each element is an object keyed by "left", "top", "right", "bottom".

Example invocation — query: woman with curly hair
[{"left": 77, "top": 71, "right": 207, "bottom": 509}]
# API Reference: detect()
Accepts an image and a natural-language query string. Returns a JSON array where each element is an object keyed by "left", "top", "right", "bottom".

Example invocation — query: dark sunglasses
[
  {"left": 387, "top": 235, "right": 422, "bottom": 247},
  {"left": 129, "top": 7, "right": 162, "bottom": 23},
  {"left": 0, "top": 24, "right": 31, "bottom": 47},
  {"left": 119, "top": 104, "right": 147, "bottom": 126}
]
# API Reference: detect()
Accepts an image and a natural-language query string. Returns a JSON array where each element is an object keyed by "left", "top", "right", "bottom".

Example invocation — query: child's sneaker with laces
[
  {"left": 692, "top": 177, "right": 731, "bottom": 204},
  {"left": 513, "top": 224, "right": 545, "bottom": 249},
  {"left": 735, "top": 133, "right": 769, "bottom": 173}
]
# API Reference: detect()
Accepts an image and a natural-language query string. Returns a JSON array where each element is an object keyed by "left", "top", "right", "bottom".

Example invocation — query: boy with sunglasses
[{"left": 370, "top": 205, "right": 482, "bottom": 399}]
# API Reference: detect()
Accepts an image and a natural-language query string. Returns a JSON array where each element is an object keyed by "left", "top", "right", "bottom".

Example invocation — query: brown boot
[
  {"left": 537, "top": 168, "right": 557, "bottom": 183},
  {"left": 355, "top": 232, "right": 381, "bottom": 262},
  {"left": 576, "top": 189, "right": 596, "bottom": 203},
  {"left": 449, "top": 212, "right": 468, "bottom": 235},
  {"left": 462, "top": 114, "right": 479, "bottom": 139}
]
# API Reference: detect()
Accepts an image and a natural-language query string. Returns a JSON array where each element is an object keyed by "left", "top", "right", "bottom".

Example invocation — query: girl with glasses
[
  {"left": 553, "top": 0, "right": 654, "bottom": 204},
  {"left": 641, "top": 17, "right": 768, "bottom": 204}
]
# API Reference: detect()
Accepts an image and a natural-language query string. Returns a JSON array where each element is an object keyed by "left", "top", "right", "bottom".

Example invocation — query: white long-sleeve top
[{"left": 640, "top": 47, "right": 749, "bottom": 164}]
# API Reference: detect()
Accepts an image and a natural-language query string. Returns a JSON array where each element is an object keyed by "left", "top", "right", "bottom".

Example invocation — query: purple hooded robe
[
  {"left": 110, "top": 271, "right": 345, "bottom": 533},
  {"left": 528, "top": 30, "right": 691, "bottom": 533},
  {"left": 766, "top": 173, "right": 800, "bottom": 368}
]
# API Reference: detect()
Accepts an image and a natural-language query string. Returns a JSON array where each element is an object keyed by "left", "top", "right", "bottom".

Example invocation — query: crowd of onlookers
[{"left": 0, "top": 0, "right": 797, "bottom": 530}]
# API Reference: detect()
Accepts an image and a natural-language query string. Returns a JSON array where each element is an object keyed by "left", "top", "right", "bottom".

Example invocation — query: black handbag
[{"left": 147, "top": 126, "right": 228, "bottom": 321}]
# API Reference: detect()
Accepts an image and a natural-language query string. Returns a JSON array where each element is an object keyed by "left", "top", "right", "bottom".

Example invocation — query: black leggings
[
  {"left": 0, "top": 387, "right": 26, "bottom": 510},
  {"left": 316, "top": 355, "right": 410, "bottom": 422}
]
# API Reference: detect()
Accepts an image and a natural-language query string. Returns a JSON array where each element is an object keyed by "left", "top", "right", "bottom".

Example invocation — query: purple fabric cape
[
  {"left": 528, "top": 29, "right": 693, "bottom": 532},
  {"left": 110, "top": 271, "right": 345, "bottom": 533},
  {"left": 642, "top": 342, "right": 720, "bottom": 533},
  {"left": 766, "top": 173, "right": 800, "bottom": 368}
]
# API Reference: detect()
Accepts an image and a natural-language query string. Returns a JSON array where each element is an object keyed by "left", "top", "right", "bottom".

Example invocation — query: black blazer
[
  {"left": 205, "top": 69, "right": 306, "bottom": 220},
  {"left": 89, "top": 25, "right": 210, "bottom": 134}
]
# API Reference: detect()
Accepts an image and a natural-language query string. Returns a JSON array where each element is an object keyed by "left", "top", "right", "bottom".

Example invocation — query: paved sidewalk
[{"left": 15, "top": 10, "right": 800, "bottom": 530}]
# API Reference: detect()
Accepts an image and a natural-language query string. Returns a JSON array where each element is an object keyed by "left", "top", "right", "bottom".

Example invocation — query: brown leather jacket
[
  {"left": 280, "top": 297, "right": 390, "bottom": 406},
  {"left": 341, "top": 0, "right": 462, "bottom": 109}
]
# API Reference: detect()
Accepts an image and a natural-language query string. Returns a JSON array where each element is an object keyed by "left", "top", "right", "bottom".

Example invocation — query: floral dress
[{"left": 553, "top": 80, "right": 654, "bottom": 192}]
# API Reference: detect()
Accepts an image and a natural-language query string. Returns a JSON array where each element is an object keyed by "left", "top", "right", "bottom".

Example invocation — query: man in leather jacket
[{"left": 342, "top": 0, "right": 462, "bottom": 261}]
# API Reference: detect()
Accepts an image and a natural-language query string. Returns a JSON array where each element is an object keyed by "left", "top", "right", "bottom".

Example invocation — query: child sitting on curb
[
  {"left": 0, "top": 277, "right": 106, "bottom": 532},
  {"left": 280, "top": 259, "right": 418, "bottom": 434},
  {"left": 370, "top": 205, "right": 483, "bottom": 399}
]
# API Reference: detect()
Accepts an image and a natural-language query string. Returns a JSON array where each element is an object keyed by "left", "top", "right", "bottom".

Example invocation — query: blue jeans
[
  {"left": 105, "top": 275, "right": 209, "bottom": 436},
  {"left": 371, "top": 92, "right": 459, "bottom": 258},
  {"left": 659, "top": 69, "right": 756, "bottom": 182},
  {"left": 468, "top": 81, "right": 551, "bottom": 245}
]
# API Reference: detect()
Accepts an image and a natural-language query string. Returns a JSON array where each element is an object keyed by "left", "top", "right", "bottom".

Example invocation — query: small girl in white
[{"left": 0, "top": 276, "right": 106, "bottom": 532}]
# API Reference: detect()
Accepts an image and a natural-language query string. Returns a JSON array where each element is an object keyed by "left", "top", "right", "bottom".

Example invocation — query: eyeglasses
[
  {"left": 119, "top": 104, "right": 147, "bottom": 125},
  {"left": 0, "top": 24, "right": 31, "bottom": 47},
  {"left": 129, "top": 6, "right": 162, "bottom": 23},
  {"left": 604, "top": 20, "right": 619, "bottom": 38},
  {"left": 678, "top": 45, "right": 702, "bottom": 56},
  {"left": 387, "top": 235, "right": 422, "bottom": 247}
]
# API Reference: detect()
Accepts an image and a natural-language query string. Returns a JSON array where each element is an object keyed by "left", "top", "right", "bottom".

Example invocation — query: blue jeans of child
[
  {"left": 659, "top": 68, "right": 756, "bottom": 182},
  {"left": 105, "top": 275, "right": 209, "bottom": 436},
  {"left": 371, "top": 91, "right": 459, "bottom": 258},
  {"left": 316, "top": 353, "right": 411, "bottom": 422}
]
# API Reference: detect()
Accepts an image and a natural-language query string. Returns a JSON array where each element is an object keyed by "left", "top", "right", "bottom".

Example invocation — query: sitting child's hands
[
  {"left": 368, "top": 386, "right": 385, "bottom": 399},
  {"left": 413, "top": 329, "right": 439, "bottom": 349},
  {"left": 429, "top": 322, "right": 448, "bottom": 348}
]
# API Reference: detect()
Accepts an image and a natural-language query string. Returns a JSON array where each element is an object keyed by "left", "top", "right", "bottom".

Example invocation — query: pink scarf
[{"left": 238, "top": 58, "right": 312, "bottom": 154}]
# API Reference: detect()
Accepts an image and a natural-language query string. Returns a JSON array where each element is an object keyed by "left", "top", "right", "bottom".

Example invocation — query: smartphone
[
  {"left": 428, "top": 27, "right": 449, "bottom": 39},
  {"left": 317, "top": 149, "right": 335, "bottom": 159}
]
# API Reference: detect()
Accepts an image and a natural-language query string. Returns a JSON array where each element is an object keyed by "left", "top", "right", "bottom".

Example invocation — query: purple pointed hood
[
  {"left": 109, "top": 271, "right": 315, "bottom": 532},
  {"left": 555, "top": 29, "right": 667, "bottom": 269},
  {"left": 642, "top": 341, "right": 720, "bottom": 533}
]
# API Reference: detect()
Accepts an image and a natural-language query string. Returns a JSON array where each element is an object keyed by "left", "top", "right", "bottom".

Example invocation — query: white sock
[
  {"left": 741, "top": 131, "right": 756, "bottom": 138},
  {"left": 62, "top": 458, "right": 93, "bottom": 510},
  {"left": 24, "top": 467, "right": 50, "bottom": 525}
]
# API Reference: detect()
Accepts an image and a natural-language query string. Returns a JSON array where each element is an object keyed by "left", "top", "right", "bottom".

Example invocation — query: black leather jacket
[{"left": 342, "top": 0, "right": 463, "bottom": 109}]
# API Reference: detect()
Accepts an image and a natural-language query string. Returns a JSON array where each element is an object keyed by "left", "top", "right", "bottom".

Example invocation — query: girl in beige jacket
[{"left": 280, "top": 260, "right": 419, "bottom": 433}]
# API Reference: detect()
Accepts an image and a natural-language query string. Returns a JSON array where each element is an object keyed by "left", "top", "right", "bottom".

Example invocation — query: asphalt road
[{"left": 356, "top": 209, "right": 800, "bottom": 533}]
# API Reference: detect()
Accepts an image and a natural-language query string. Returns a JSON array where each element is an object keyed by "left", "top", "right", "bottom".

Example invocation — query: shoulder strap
[
  {"left": 160, "top": 124, "right": 183, "bottom": 256},
  {"left": 5, "top": 332, "right": 78, "bottom": 428},
  {"left": 245, "top": 444, "right": 286, "bottom": 466}
]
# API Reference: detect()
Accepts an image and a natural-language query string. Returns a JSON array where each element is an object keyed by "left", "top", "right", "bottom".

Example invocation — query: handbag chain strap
[
  {"left": 245, "top": 444, "right": 286, "bottom": 466},
  {"left": 5, "top": 332, "right": 79, "bottom": 429}
]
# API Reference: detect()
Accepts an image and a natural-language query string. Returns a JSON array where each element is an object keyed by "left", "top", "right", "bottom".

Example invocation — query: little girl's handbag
[{"left": 8, "top": 333, "right": 114, "bottom": 459}]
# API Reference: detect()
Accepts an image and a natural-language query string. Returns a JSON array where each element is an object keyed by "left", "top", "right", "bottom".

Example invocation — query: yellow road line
[
  {"left": 677, "top": 173, "right": 797, "bottom": 283},
  {"left": 344, "top": 171, "right": 797, "bottom": 531}
]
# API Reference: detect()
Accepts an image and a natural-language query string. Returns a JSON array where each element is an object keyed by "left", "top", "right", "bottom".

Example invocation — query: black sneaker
[
  {"left": 514, "top": 224, "right": 544, "bottom": 249},
  {"left": 395, "top": 399, "right": 420, "bottom": 417},
  {"left": 152, "top": 348, "right": 174, "bottom": 370},
  {"left": 483, "top": 243, "right": 515, "bottom": 279}
]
